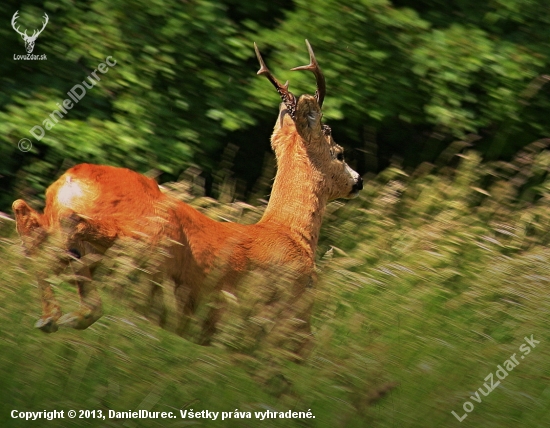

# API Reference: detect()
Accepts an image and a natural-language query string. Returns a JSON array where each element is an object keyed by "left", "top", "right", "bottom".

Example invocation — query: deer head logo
[{"left": 12, "top": 10, "right": 49, "bottom": 54}]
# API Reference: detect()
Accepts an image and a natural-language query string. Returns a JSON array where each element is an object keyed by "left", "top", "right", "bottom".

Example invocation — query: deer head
[
  {"left": 12, "top": 11, "right": 49, "bottom": 54},
  {"left": 254, "top": 40, "right": 363, "bottom": 201}
]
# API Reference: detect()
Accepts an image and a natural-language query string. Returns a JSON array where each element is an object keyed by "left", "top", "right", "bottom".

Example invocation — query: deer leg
[
  {"left": 33, "top": 252, "right": 72, "bottom": 333},
  {"left": 253, "top": 273, "right": 315, "bottom": 360},
  {"left": 174, "top": 282, "right": 199, "bottom": 337},
  {"left": 146, "top": 271, "right": 167, "bottom": 328},
  {"left": 57, "top": 261, "right": 103, "bottom": 329},
  {"left": 283, "top": 288, "right": 315, "bottom": 359},
  {"left": 52, "top": 215, "right": 104, "bottom": 329},
  {"left": 12, "top": 199, "right": 60, "bottom": 332},
  {"left": 200, "top": 300, "right": 222, "bottom": 346},
  {"left": 200, "top": 272, "right": 240, "bottom": 345},
  {"left": 274, "top": 281, "right": 316, "bottom": 359},
  {"left": 34, "top": 276, "right": 62, "bottom": 333}
]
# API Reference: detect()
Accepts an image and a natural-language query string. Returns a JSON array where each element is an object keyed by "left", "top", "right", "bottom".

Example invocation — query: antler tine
[
  {"left": 11, "top": 11, "right": 27, "bottom": 37},
  {"left": 38, "top": 13, "right": 49, "bottom": 35},
  {"left": 290, "top": 39, "right": 326, "bottom": 107},
  {"left": 32, "top": 13, "right": 49, "bottom": 38},
  {"left": 254, "top": 42, "right": 296, "bottom": 115}
]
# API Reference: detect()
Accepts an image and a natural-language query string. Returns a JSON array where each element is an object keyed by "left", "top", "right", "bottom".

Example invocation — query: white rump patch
[{"left": 57, "top": 176, "right": 85, "bottom": 208}]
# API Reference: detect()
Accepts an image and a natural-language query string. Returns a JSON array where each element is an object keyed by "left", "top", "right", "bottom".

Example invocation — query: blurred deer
[
  {"left": 12, "top": 11, "right": 49, "bottom": 54},
  {"left": 13, "top": 41, "right": 363, "bottom": 346}
]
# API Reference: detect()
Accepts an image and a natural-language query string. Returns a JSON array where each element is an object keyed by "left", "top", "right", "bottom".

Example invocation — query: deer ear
[
  {"left": 12, "top": 199, "right": 44, "bottom": 236},
  {"left": 295, "top": 95, "right": 323, "bottom": 139},
  {"left": 306, "top": 110, "right": 321, "bottom": 129}
]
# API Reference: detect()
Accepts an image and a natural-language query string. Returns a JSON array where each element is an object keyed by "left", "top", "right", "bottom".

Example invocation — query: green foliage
[
  {"left": 1, "top": 146, "right": 550, "bottom": 426},
  {"left": 246, "top": 0, "right": 549, "bottom": 159},
  {"left": 0, "top": 0, "right": 254, "bottom": 208}
]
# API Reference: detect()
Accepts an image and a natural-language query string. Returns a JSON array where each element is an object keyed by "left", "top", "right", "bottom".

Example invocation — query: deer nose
[{"left": 352, "top": 176, "right": 363, "bottom": 192}]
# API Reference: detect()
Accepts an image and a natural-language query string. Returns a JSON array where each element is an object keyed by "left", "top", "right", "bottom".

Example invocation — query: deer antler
[
  {"left": 291, "top": 40, "right": 326, "bottom": 108},
  {"left": 254, "top": 42, "right": 297, "bottom": 118},
  {"left": 11, "top": 11, "right": 27, "bottom": 38},
  {"left": 33, "top": 13, "right": 49, "bottom": 38}
]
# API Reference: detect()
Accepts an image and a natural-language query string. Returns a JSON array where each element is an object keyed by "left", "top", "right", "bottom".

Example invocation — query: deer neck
[{"left": 259, "top": 145, "right": 327, "bottom": 260}]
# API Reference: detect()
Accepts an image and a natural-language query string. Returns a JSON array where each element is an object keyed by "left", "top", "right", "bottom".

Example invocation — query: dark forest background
[{"left": 1, "top": 0, "right": 549, "bottom": 209}]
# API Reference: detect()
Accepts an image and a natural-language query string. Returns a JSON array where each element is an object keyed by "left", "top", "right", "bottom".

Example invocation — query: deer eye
[{"left": 336, "top": 152, "right": 344, "bottom": 161}]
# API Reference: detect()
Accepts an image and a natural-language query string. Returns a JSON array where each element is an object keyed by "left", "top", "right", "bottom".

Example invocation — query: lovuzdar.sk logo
[{"left": 12, "top": 10, "right": 48, "bottom": 60}]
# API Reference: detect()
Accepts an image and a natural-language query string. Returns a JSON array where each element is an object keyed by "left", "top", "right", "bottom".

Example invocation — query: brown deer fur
[{"left": 12, "top": 42, "right": 363, "bottom": 347}]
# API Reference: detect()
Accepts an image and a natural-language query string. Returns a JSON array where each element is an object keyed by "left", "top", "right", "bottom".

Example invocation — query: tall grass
[{"left": 1, "top": 144, "right": 549, "bottom": 427}]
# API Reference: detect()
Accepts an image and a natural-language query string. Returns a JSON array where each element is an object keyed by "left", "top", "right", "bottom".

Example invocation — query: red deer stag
[{"left": 12, "top": 41, "right": 363, "bottom": 346}]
